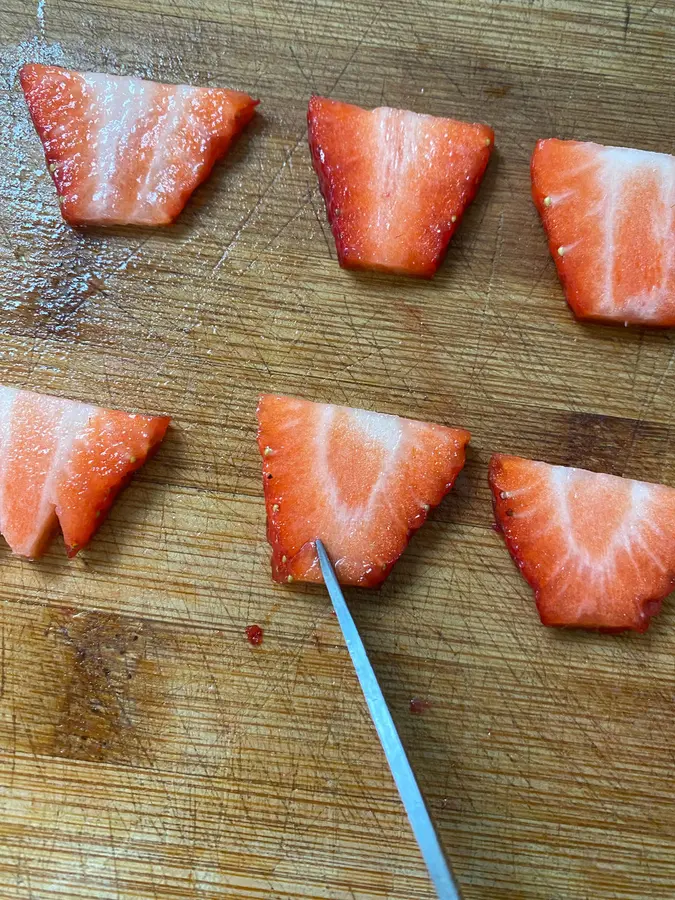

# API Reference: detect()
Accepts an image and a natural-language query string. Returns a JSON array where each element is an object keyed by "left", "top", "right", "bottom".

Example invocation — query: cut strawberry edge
[
  {"left": 530, "top": 142, "right": 601, "bottom": 325},
  {"left": 268, "top": 532, "right": 412, "bottom": 589},
  {"left": 263, "top": 494, "right": 457, "bottom": 590},
  {"left": 62, "top": 415, "right": 170, "bottom": 558},
  {"left": 488, "top": 453, "right": 670, "bottom": 633}
]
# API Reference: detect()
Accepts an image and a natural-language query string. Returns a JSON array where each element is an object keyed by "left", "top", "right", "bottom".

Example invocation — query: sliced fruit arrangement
[
  {"left": 489, "top": 454, "right": 675, "bottom": 632},
  {"left": 308, "top": 96, "right": 494, "bottom": 277},
  {"left": 20, "top": 64, "right": 258, "bottom": 226},
  {"left": 0, "top": 385, "right": 170, "bottom": 558},
  {"left": 531, "top": 138, "right": 675, "bottom": 326},
  {"left": 257, "top": 394, "right": 470, "bottom": 586}
]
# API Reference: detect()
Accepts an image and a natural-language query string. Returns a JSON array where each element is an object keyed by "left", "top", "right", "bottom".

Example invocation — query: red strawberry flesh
[
  {"left": 489, "top": 453, "right": 675, "bottom": 632},
  {"left": 0, "top": 385, "right": 169, "bottom": 558},
  {"left": 20, "top": 64, "right": 258, "bottom": 227},
  {"left": 308, "top": 96, "right": 493, "bottom": 277},
  {"left": 531, "top": 138, "right": 675, "bottom": 326}
]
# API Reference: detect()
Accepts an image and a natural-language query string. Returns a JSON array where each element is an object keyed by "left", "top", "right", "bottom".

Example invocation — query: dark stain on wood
[
  {"left": 46, "top": 609, "right": 162, "bottom": 764},
  {"left": 562, "top": 410, "right": 669, "bottom": 480},
  {"left": 483, "top": 84, "right": 512, "bottom": 98}
]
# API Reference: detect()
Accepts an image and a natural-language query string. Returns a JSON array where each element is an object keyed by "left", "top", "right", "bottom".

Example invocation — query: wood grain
[{"left": 1, "top": 0, "right": 675, "bottom": 897}]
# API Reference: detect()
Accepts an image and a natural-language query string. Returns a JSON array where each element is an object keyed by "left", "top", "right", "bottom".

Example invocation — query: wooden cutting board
[{"left": 1, "top": 1, "right": 674, "bottom": 897}]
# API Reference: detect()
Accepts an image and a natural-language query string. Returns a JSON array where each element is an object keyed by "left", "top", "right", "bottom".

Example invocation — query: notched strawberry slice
[
  {"left": 0, "top": 385, "right": 170, "bottom": 558},
  {"left": 257, "top": 394, "right": 470, "bottom": 587},
  {"left": 20, "top": 63, "right": 258, "bottom": 227},
  {"left": 489, "top": 453, "right": 675, "bottom": 632},
  {"left": 308, "top": 95, "right": 493, "bottom": 277},
  {"left": 532, "top": 138, "right": 675, "bottom": 326}
]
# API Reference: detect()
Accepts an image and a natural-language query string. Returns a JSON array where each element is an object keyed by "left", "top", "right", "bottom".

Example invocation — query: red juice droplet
[
  {"left": 409, "top": 697, "right": 432, "bottom": 715},
  {"left": 246, "top": 624, "right": 264, "bottom": 646}
]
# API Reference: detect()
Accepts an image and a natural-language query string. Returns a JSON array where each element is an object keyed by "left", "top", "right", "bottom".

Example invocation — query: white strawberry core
[
  {"left": 317, "top": 405, "right": 404, "bottom": 527},
  {"left": 544, "top": 465, "right": 665, "bottom": 604}
]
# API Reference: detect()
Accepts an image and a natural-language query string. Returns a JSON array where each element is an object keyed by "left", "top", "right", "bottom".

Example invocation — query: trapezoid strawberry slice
[
  {"left": 308, "top": 95, "right": 493, "bottom": 277},
  {"left": 20, "top": 63, "right": 258, "bottom": 227},
  {"left": 0, "top": 385, "right": 170, "bottom": 558},
  {"left": 531, "top": 138, "right": 675, "bottom": 326},
  {"left": 489, "top": 453, "right": 675, "bottom": 632},
  {"left": 257, "top": 394, "right": 470, "bottom": 586}
]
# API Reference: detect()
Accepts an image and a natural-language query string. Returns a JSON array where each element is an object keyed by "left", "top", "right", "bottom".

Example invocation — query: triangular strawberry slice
[
  {"left": 20, "top": 64, "right": 258, "bottom": 227},
  {"left": 531, "top": 138, "right": 675, "bottom": 325},
  {"left": 308, "top": 96, "right": 493, "bottom": 277},
  {"left": 489, "top": 454, "right": 675, "bottom": 632},
  {"left": 257, "top": 394, "right": 470, "bottom": 586},
  {"left": 0, "top": 386, "right": 170, "bottom": 558}
]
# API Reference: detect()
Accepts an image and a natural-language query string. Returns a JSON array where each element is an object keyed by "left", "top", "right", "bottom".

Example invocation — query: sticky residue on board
[{"left": 45, "top": 609, "right": 164, "bottom": 764}]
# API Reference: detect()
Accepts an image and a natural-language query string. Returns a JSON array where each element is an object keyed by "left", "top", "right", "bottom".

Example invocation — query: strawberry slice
[
  {"left": 307, "top": 96, "right": 493, "bottom": 277},
  {"left": 531, "top": 138, "right": 675, "bottom": 326},
  {"left": 489, "top": 454, "right": 675, "bottom": 632},
  {"left": 0, "top": 386, "right": 170, "bottom": 558},
  {"left": 256, "top": 394, "right": 470, "bottom": 586},
  {"left": 20, "top": 64, "right": 258, "bottom": 227}
]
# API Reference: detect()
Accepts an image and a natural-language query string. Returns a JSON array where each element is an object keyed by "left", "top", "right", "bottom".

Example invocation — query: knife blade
[{"left": 315, "top": 540, "right": 462, "bottom": 900}]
